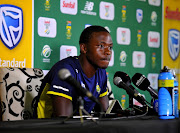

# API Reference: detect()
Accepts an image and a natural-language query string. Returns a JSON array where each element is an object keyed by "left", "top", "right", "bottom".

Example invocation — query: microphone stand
[
  {"left": 128, "top": 95, "right": 153, "bottom": 116},
  {"left": 129, "top": 96, "right": 134, "bottom": 108},
  {"left": 62, "top": 96, "right": 97, "bottom": 124},
  {"left": 78, "top": 96, "right": 97, "bottom": 124}
]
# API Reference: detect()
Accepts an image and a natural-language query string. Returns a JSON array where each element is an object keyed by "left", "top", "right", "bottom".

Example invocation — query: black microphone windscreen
[
  {"left": 132, "top": 73, "right": 150, "bottom": 91},
  {"left": 114, "top": 71, "right": 131, "bottom": 84}
]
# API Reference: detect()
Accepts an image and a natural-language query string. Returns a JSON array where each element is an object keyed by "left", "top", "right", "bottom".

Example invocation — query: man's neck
[{"left": 78, "top": 54, "right": 97, "bottom": 78}]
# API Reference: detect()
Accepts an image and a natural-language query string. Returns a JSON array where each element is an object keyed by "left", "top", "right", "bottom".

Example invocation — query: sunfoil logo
[{"left": 0, "top": 4, "right": 23, "bottom": 50}]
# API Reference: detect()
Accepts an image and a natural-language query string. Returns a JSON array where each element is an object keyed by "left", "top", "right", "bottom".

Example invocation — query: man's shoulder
[
  {"left": 51, "top": 56, "right": 80, "bottom": 75},
  {"left": 54, "top": 56, "right": 78, "bottom": 67}
]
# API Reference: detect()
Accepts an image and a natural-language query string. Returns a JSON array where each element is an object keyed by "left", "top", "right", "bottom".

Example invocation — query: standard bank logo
[
  {"left": 0, "top": 4, "right": 23, "bottom": 50},
  {"left": 168, "top": 29, "right": 180, "bottom": 60}
]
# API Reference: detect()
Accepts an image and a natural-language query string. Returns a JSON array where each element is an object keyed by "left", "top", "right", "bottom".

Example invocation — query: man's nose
[{"left": 104, "top": 47, "right": 111, "bottom": 55}]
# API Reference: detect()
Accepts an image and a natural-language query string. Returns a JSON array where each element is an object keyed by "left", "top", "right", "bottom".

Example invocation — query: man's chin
[{"left": 100, "top": 64, "right": 109, "bottom": 69}]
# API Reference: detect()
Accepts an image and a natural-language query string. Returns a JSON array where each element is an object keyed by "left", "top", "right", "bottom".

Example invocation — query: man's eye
[
  {"left": 109, "top": 46, "right": 113, "bottom": 50},
  {"left": 98, "top": 45, "right": 104, "bottom": 48}
]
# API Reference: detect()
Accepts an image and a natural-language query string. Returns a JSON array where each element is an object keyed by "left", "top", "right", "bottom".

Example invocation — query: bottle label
[
  {"left": 121, "top": 95, "right": 126, "bottom": 109},
  {"left": 158, "top": 80, "right": 174, "bottom": 87}
]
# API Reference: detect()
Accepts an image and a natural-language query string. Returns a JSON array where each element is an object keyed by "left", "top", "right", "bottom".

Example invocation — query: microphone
[
  {"left": 113, "top": 71, "right": 147, "bottom": 106},
  {"left": 113, "top": 76, "right": 147, "bottom": 106},
  {"left": 132, "top": 73, "right": 158, "bottom": 99},
  {"left": 58, "top": 68, "right": 100, "bottom": 105},
  {"left": 114, "top": 71, "right": 140, "bottom": 95}
]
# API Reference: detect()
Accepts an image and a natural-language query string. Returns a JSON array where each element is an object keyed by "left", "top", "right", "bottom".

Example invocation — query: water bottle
[
  {"left": 158, "top": 66, "right": 175, "bottom": 119},
  {"left": 171, "top": 70, "right": 179, "bottom": 118},
  {"left": 174, "top": 80, "right": 179, "bottom": 118}
]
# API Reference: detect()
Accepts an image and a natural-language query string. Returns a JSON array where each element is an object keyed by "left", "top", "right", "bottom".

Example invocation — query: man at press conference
[{"left": 33, "top": 25, "right": 113, "bottom": 118}]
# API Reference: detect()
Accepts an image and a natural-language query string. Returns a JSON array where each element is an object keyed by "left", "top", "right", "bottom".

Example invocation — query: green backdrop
[{"left": 34, "top": 0, "right": 162, "bottom": 108}]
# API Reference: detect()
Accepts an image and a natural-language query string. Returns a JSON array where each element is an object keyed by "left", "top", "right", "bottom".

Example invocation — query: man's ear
[{"left": 80, "top": 43, "right": 87, "bottom": 54}]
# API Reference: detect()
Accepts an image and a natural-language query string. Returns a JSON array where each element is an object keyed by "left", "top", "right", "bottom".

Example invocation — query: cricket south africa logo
[{"left": 0, "top": 5, "right": 23, "bottom": 50}]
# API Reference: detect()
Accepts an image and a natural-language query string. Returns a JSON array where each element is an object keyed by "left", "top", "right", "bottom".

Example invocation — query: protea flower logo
[
  {"left": 0, "top": 4, "right": 23, "bottom": 50},
  {"left": 41, "top": 45, "right": 52, "bottom": 58}
]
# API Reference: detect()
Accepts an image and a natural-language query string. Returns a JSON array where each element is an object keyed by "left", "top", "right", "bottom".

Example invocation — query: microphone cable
[{"left": 102, "top": 105, "right": 149, "bottom": 121}]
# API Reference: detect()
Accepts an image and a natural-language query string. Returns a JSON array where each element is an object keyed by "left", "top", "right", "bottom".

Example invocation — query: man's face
[{"left": 86, "top": 31, "right": 113, "bottom": 69}]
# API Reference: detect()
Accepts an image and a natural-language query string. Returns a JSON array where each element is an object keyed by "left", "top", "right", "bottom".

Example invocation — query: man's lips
[{"left": 101, "top": 57, "right": 110, "bottom": 62}]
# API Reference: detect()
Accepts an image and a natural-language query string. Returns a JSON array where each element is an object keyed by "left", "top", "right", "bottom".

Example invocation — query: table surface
[{"left": 0, "top": 115, "right": 179, "bottom": 133}]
